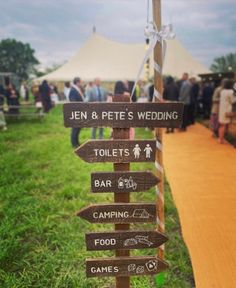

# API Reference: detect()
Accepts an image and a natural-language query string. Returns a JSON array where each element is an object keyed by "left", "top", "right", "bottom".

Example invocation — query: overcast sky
[{"left": 0, "top": 0, "right": 235, "bottom": 70}]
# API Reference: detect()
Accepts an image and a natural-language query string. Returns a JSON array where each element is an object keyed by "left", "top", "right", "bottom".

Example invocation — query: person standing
[
  {"left": 163, "top": 76, "right": 179, "bottom": 133},
  {"left": 189, "top": 77, "right": 199, "bottom": 125},
  {"left": 114, "top": 80, "right": 135, "bottom": 140},
  {"left": 179, "top": 74, "right": 192, "bottom": 131},
  {"left": 0, "top": 84, "right": 7, "bottom": 130},
  {"left": 85, "top": 78, "right": 107, "bottom": 139},
  {"left": 177, "top": 73, "right": 189, "bottom": 100},
  {"left": 202, "top": 81, "right": 214, "bottom": 119},
  {"left": 69, "top": 77, "right": 84, "bottom": 148},
  {"left": 64, "top": 82, "right": 71, "bottom": 101},
  {"left": 39, "top": 80, "right": 52, "bottom": 113},
  {"left": 6, "top": 84, "right": 20, "bottom": 114},
  {"left": 218, "top": 80, "right": 236, "bottom": 144},
  {"left": 210, "top": 79, "right": 226, "bottom": 137}
]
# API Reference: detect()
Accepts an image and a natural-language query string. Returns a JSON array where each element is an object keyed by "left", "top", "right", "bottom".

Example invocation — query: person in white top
[{"left": 218, "top": 79, "right": 236, "bottom": 144}]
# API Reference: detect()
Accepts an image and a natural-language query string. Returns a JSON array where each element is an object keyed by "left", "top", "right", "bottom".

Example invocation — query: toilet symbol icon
[
  {"left": 144, "top": 144, "right": 153, "bottom": 158},
  {"left": 133, "top": 144, "right": 141, "bottom": 159}
]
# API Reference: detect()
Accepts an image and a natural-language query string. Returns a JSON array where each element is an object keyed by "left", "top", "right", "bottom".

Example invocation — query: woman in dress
[{"left": 218, "top": 79, "right": 236, "bottom": 144}]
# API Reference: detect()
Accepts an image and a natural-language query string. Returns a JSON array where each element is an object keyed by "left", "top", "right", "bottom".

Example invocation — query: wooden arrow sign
[
  {"left": 91, "top": 171, "right": 159, "bottom": 193},
  {"left": 77, "top": 203, "right": 157, "bottom": 224},
  {"left": 63, "top": 102, "right": 183, "bottom": 128},
  {"left": 86, "top": 230, "right": 168, "bottom": 251},
  {"left": 75, "top": 140, "right": 156, "bottom": 163},
  {"left": 86, "top": 256, "right": 169, "bottom": 278}
]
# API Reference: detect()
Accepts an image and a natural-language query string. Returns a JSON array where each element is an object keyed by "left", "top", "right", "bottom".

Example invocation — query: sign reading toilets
[{"left": 75, "top": 140, "right": 156, "bottom": 163}]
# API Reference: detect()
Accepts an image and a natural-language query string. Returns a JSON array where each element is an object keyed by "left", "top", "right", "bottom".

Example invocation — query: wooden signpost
[
  {"left": 77, "top": 203, "right": 157, "bottom": 223},
  {"left": 86, "top": 230, "right": 168, "bottom": 251},
  {"left": 63, "top": 2, "right": 181, "bottom": 287},
  {"left": 63, "top": 102, "right": 183, "bottom": 128},
  {"left": 75, "top": 140, "right": 156, "bottom": 163},
  {"left": 91, "top": 171, "right": 159, "bottom": 193},
  {"left": 86, "top": 256, "right": 168, "bottom": 278}
]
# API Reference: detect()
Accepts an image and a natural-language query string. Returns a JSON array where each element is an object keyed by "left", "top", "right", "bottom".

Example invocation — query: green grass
[{"left": 0, "top": 105, "right": 194, "bottom": 287}]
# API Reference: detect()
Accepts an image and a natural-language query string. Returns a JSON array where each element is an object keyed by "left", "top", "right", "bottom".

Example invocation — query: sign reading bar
[
  {"left": 77, "top": 203, "right": 157, "bottom": 224},
  {"left": 75, "top": 140, "right": 156, "bottom": 163},
  {"left": 86, "top": 256, "right": 169, "bottom": 278},
  {"left": 91, "top": 171, "right": 159, "bottom": 193},
  {"left": 86, "top": 230, "right": 167, "bottom": 251},
  {"left": 63, "top": 102, "right": 184, "bottom": 128}
]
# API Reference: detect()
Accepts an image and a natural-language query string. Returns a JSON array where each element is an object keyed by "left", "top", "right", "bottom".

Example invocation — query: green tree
[
  {"left": 34, "top": 62, "right": 64, "bottom": 78},
  {"left": 210, "top": 53, "right": 236, "bottom": 72},
  {"left": 0, "top": 38, "right": 39, "bottom": 80}
]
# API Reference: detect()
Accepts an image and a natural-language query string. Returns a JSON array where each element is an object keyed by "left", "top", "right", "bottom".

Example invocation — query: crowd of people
[
  {"left": 65, "top": 74, "right": 236, "bottom": 148},
  {"left": 162, "top": 73, "right": 236, "bottom": 144},
  {"left": 1, "top": 74, "right": 236, "bottom": 146},
  {"left": 0, "top": 80, "right": 60, "bottom": 131},
  {"left": 32, "top": 80, "right": 59, "bottom": 113}
]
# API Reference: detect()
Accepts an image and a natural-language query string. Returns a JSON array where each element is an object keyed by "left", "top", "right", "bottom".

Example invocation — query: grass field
[{"left": 0, "top": 105, "right": 194, "bottom": 288}]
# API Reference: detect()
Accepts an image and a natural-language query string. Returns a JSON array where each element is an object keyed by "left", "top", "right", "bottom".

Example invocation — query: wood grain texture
[
  {"left": 86, "top": 256, "right": 169, "bottom": 278},
  {"left": 113, "top": 94, "right": 130, "bottom": 288},
  {"left": 91, "top": 171, "right": 159, "bottom": 193},
  {"left": 153, "top": 0, "right": 165, "bottom": 260},
  {"left": 85, "top": 230, "right": 168, "bottom": 251},
  {"left": 77, "top": 203, "right": 157, "bottom": 223},
  {"left": 75, "top": 140, "right": 156, "bottom": 163},
  {"left": 63, "top": 102, "right": 183, "bottom": 128}
]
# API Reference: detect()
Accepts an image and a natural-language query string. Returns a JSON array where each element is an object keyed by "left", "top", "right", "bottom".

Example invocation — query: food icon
[
  {"left": 124, "top": 238, "right": 138, "bottom": 246},
  {"left": 123, "top": 235, "right": 153, "bottom": 247}
]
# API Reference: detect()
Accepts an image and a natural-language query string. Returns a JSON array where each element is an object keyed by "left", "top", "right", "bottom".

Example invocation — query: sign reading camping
[
  {"left": 75, "top": 140, "right": 156, "bottom": 163},
  {"left": 91, "top": 171, "right": 159, "bottom": 193},
  {"left": 77, "top": 203, "right": 157, "bottom": 224},
  {"left": 86, "top": 256, "right": 169, "bottom": 278},
  {"left": 63, "top": 102, "right": 184, "bottom": 128}
]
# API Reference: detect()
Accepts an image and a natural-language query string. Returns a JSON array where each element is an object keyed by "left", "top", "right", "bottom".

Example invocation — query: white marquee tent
[{"left": 37, "top": 33, "right": 210, "bottom": 82}]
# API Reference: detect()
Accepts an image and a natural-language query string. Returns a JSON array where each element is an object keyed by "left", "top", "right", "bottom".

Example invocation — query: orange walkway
[{"left": 163, "top": 123, "right": 236, "bottom": 288}]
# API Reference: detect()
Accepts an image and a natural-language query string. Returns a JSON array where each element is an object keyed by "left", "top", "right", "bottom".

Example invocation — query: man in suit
[
  {"left": 85, "top": 78, "right": 107, "bottom": 139},
  {"left": 69, "top": 77, "right": 84, "bottom": 148}
]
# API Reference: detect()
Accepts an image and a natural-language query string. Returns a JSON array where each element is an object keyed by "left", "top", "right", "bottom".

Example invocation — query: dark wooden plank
[
  {"left": 77, "top": 203, "right": 157, "bottom": 223},
  {"left": 112, "top": 95, "right": 131, "bottom": 288},
  {"left": 91, "top": 171, "right": 159, "bottom": 193},
  {"left": 75, "top": 140, "right": 156, "bottom": 163},
  {"left": 63, "top": 102, "right": 184, "bottom": 128},
  {"left": 86, "top": 230, "right": 168, "bottom": 251},
  {"left": 86, "top": 256, "right": 169, "bottom": 278}
]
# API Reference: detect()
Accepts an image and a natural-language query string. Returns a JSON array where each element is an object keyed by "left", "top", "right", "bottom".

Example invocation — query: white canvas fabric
[{"left": 36, "top": 33, "right": 210, "bottom": 82}]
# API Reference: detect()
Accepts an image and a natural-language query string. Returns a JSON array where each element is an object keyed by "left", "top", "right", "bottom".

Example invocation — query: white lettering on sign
[
  {"left": 91, "top": 266, "right": 119, "bottom": 274},
  {"left": 101, "top": 111, "right": 127, "bottom": 120},
  {"left": 137, "top": 111, "right": 178, "bottom": 120},
  {"left": 93, "top": 148, "right": 130, "bottom": 157},
  {"left": 93, "top": 211, "right": 130, "bottom": 219},
  {"left": 94, "top": 179, "right": 112, "bottom": 188},
  {"left": 94, "top": 238, "right": 116, "bottom": 246},
  {"left": 69, "top": 111, "right": 87, "bottom": 120}
]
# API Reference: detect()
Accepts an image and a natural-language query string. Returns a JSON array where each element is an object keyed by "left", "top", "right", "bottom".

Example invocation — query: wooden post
[
  {"left": 113, "top": 94, "right": 130, "bottom": 288},
  {"left": 153, "top": 0, "right": 165, "bottom": 260}
]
